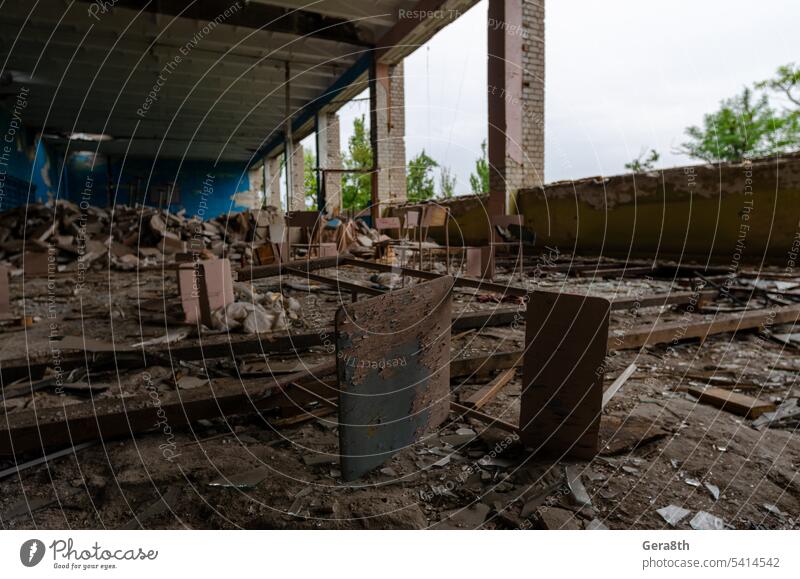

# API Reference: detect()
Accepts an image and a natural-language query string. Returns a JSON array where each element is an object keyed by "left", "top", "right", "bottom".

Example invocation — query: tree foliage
[
  {"left": 681, "top": 86, "right": 800, "bottom": 163},
  {"left": 303, "top": 147, "right": 317, "bottom": 210},
  {"left": 469, "top": 140, "right": 490, "bottom": 194},
  {"left": 341, "top": 115, "right": 373, "bottom": 210},
  {"left": 439, "top": 166, "right": 457, "bottom": 199},
  {"left": 756, "top": 63, "right": 800, "bottom": 109},
  {"left": 407, "top": 149, "right": 438, "bottom": 203},
  {"left": 624, "top": 148, "right": 660, "bottom": 172}
]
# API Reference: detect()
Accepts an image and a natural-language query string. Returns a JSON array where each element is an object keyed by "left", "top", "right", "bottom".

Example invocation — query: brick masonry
[
  {"left": 266, "top": 156, "right": 282, "bottom": 208},
  {"left": 488, "top": 0, "right": 545, "bottom": 214},
  {"left": 372, "top": 61, "right": 407, "bottom": 209},
  {"left": 288, "top": 142, "right": 305, "bottom": 211},
  {"left": 318, "top": 112, "right": 342, "bottom": 215}
]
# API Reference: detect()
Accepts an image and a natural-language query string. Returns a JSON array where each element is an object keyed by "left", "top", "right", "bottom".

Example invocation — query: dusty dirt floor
[{"left": 1, "top": 256, "right": 799, "bottom": 530}]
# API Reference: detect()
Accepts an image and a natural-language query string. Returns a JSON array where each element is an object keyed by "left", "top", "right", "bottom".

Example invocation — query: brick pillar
[
  {"left": 487, "top": 0, "right": 545, "bottom": 217},
  {"left": 249, "top": 164, "right": 264, "bottom": 206},
  {"left": 288, "top": 142, "right": 305, "bottom": 211},
  {"left": 370, "top": 59, "right": 407, "bottom": 220},
  {"left": 265, "top": 156, "right": 282, "bottom": 208},
  {"left": 317, "top": 112, "right": 342, "bottom": 215}
]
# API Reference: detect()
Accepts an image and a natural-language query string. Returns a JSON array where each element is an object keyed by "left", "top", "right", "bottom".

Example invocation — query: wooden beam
[
  {"left": 0, "top": 362, "right": 336, "bottom": 457},
  {"left": 462, "top": 368, "right": 516, "bottom": 410},
  {"left": 450, "top": 351, "right": 522, "bottom": 378},
  {"left": 236, "top": 255, "right": 345, "bottom": 281},
  {"left": 610, "top": 304, "right": 800, "bottom": 350},
  {"left": 602, "top": 363, "right": 637, "bottom": 408},
  {"left": 687, "top": 386, "right": 776, "bottom": 419},
  {"left": 450, "top": 401, "right": 519, "bottom": 435},
  {"left": 283, "top": 267, "right": 384, "bottom": 297},
  {"left": 0, "top": 349, "right": 526, "bottom": 456}
]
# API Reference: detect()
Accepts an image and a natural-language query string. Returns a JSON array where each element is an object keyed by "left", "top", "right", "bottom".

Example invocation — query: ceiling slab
[{"left": 0, "top": 0, "right": 478, "bottom": 163}]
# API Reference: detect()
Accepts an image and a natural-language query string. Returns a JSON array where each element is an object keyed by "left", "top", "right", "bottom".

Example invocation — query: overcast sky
[{"left": 326, "top": 0, "right": 800, "bottom": 195}]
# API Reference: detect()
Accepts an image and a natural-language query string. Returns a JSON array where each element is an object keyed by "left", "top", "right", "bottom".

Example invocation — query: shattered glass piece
[
  {"left": 657, "top": 504, "right": 691, "bottom": 526},
  {"left": 690, "top": 511, "right": 725, "bottom": 530}
]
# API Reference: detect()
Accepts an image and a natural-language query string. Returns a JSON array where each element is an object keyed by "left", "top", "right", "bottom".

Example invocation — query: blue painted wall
[
  {"left": 115, "top": 157, "right": 251, "bottom": 218},
  {"left": 2, "top": 103, "right": 252, "bottom": 220},
  {"left": 64, "top": 152, "right": 252, "bottom": 219},
  {"left": 0, "top": 104, "right": 58, "bottom": 210}
]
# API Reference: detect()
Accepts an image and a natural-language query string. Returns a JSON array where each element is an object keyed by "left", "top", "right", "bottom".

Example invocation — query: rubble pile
[{"left": 0, "top": 201, "right": 283, "bottom": 273}]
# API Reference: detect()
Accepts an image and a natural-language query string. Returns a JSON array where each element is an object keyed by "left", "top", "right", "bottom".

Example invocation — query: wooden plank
[
  {"left": 1, "top": 332, "right": 327, "bottom": 385},
  {"left": 342, "top": 257, "right": 529, "bottom": 297},
  {"left": 450, "top": 351, "right": 522, "bottom": 378},
  {"left": 450, "top": 401, "right": 519, "bottom": 435},
  {"left": 687, "top": 386, "right": 776, "bottom": 419},
  {"left": 575, "top": 266, "right": 655, "bottom": 278},
  {"left": 451, "top": 289, "right": 717, "bottom": 333},
  {"left": 0, "top": 362, "right": 336, "bottom": 457},
  {"left": 602, "top": 363, "right": 637, "bottom": 408},
  {"left": 611, "top": 305, "right": 800, "bottom": 350},
  {"left": 463, "top": 368, "right": 516, "bottom": 410},
  {"left": 236, "top": 254, "right": 345, "bottom": 281},
  {"left": 283, "top": 267, "right": 384, "bottom": 296},
  {"left": 611, "top": 289, "right": 717, "bottom": 310}
]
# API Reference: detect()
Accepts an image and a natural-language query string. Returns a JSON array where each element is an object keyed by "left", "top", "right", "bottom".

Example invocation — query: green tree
[
  {"left": 680, "top": 87, "right": 799, "bottom": 162},
  {"left": 624, "top": 148, "right": 660, "bottom": 172},
  {"left": 341, "top": 115, "right": 373, "bottom": 210},
  {"left": 439, "top": 166, "right": 457, "bottom": 199},
  {"left": 303, "top": 147, "right": 317, "bottom": 210},
  {"left": 469, "top": 140, "right": 490, "bottom": 194},
  {"left": 407, "top": 149, "right": 438, "bottom": 202},
  {"left": 756, "top": 63, "right": 800, "bottom": 109}
]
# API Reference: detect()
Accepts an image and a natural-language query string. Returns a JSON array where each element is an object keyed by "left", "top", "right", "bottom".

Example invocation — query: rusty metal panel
[
  {"left": 519, "top": 291, "right": 611, "bottom": 459},
  {"left": 336, "top": 276, "right": 453, "bottom": 481}
]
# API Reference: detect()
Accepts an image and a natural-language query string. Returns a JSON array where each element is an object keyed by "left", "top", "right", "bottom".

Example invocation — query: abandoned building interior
[{"left": 1, "top": 0, "right": 799, "bottom": 533}]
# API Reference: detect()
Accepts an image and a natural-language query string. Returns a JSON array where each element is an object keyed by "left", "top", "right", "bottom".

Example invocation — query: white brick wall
[
  {"left": 289, "top": 142, "right": 305, "bottom": 211},
  {"left": 374, "top": 61, "right": 407, "bottom": 207},
  {"left": 320, "top": 112, "right": 342, "bottom": 214},
  {"left": 488, "top": 0, "right": 545, "bottom": 207},
  {"left": 266, "top": 156, "right": 282, "bottom": 208}
]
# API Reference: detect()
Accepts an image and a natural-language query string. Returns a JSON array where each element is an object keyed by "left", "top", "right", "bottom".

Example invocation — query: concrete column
[
  {"left": 249, "top": 164, "right": 265, "bottom": 206},
  {"left": 487, "top": 0, "right": 545, "bottom": 217},
  {"left": 265, "top": 156, "right": 282, "bottom": 208},
  {"left": 370, "top": 59, "right": 407, "bottom": 220},
  {"left": 317, "top": 112, "right": 342, "bottom": 215},
  {"left": 287, "top": 142, "right": 305, "bottom": 211}
]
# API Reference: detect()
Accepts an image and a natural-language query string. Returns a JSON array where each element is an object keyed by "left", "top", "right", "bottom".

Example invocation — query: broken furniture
[
  {"left": 419, "top": 205, "right": 451, "bottom": 272},
  {"left": 285, "top": 211, "right": 337, "bottom": 260},
  {"left": 252, "top": 242, "right": 285, "bottom": 266},
  {"left": 490, "top": 214, "right": 526, "bottom": 281},
  {"left": 22, "top": 250, "right": 49, "bottom": 278},
  {"left": 177, "top": 258, "right": 235, "bottom": 326},
  {"left": 372, "top": 216, "right": 402, "bottom": 262},
  {"left": 393, "top": 208, "right": 421, "bottom": 268}
]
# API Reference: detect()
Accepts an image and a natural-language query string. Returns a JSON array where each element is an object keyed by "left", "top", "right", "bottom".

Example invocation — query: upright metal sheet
[
  {"left": 519, "top": 291, "right": 611, "bottom": 459},
  {"left": 336, "top": 276, "right": 453, "bottom": 481}
]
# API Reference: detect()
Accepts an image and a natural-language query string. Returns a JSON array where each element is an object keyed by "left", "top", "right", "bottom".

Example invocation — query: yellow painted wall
[
  {"left": 395, "top": 154, "right": 800, "bottom": 265},
  {"left": 517, "top": 155, "right": 800, "bottom": 263}
]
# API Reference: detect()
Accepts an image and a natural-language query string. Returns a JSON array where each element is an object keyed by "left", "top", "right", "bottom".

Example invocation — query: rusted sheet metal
[
  {"left": 336, "top": 276, "right": 453, "bottom": 480},
  {"left": 519, "top": 291, "right": 611, "bottom": 459}
]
